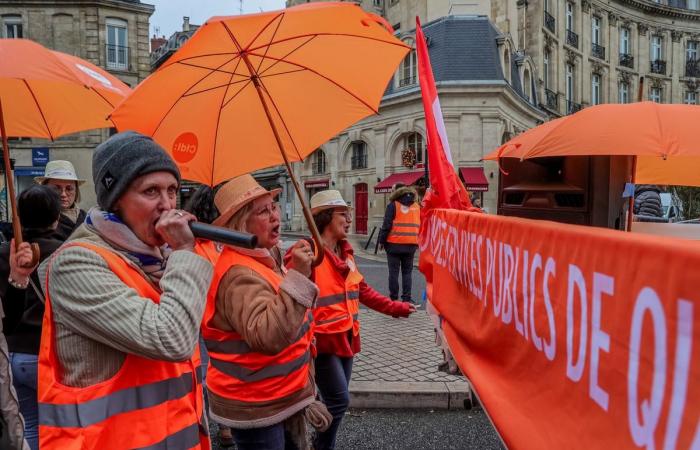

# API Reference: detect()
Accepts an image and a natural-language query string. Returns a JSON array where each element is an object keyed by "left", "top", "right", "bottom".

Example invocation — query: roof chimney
[{"left": 183, "top": 16, "right": 190, "bottom": 32}]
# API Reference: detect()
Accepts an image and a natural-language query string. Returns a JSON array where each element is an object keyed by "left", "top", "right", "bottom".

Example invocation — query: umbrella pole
[
  {"left": 245, "top": 75, "right": 325, "bottom": 266},
  {"left": 626, "top": 77, "right": 644, "bottom": 232},
  {"left": 0, "top": 99, "right": 40, "bottom": 266}
]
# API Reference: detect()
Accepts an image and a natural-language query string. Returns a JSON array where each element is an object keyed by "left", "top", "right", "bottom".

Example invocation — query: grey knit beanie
[{"left": 93, "top": 131, "right": 181, "bottom": 211}]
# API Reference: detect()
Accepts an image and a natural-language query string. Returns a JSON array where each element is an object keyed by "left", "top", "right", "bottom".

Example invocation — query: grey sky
[{"left": 148, "top": 0, "right": 286, "bottom": 37}]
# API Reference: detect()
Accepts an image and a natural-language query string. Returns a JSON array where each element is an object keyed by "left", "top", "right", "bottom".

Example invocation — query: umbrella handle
[{"left": 23, "top": 243, "right": 40, "bottom": 269}]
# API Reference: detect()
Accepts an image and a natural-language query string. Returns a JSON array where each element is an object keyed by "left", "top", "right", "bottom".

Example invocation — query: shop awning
[
  {"left": 374, "top": 171, "right": 424, "bottom": 193},
  {"left": 459, "top": 167, "right": 489, "bottom": 191},
  {"left": 304, "top": 179, "right": 329, "bottom": 188}
]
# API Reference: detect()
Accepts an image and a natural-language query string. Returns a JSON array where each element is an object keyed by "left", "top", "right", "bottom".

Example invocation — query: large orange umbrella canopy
[
  {"left": 110, "top": 2, "right": 409, "bottom": 185},
  {"left": 0, "top": 38, "right": 131, "bottom": 139},
  {"left": 485, "top": 102, "right": 700, "bottom": 159}
]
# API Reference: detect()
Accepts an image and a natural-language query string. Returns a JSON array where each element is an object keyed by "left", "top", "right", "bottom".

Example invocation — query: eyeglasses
[
  {"left": 254, "top": 202, "right": 280, "bottom": 219},
  {"left": 333, "top": 211, "right": 352, "bottom": 220},
  {"left": 49, "top": 184, "right": 76, "bottom": 194}
]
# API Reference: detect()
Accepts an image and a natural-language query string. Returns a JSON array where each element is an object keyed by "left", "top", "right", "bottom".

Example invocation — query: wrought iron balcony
[
  {"left": 545, "top": 89, "right": 558, "bottom": 111},
  {"left": 106, "top": 44, "right": 129, "bottom": 71},
  {"left": 566, "top": 100, "right": 582, "bottom": 115},
  {"left": 619, "top": 53, "right": 634, "bottom": 68},
  {"left": 591, "top": 43, "right": 606, "bottom": 60},
  {"left": 351, "top": 154, "right": 368, "bottom": 170},
  {"left": 686, "top": 59, "right": 700, "bottom": 77},
  {"left": 398, "top": 76, "right": 416, "bottom": 87},
  {"left": 544, "top": 11, "right": 555, "bottom": 33},
  {"left": 650, "top": 60, "right": 667, "bottom": 75},
  {"left": 566, "top": 30, "right": 579, "bottom": 49}
]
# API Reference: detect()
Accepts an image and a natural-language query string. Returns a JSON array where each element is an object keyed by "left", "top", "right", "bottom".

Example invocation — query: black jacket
[
  {"left": 0, "top": 228, "right": 63, "bottom": 354},
  {"left": 633, "top": 185, "right": 663, "bottom": 218},
  {"left": 378, "top": 186, "right": 419, "bottom": 253},
  {"left": 52, "top": 209, "right": 87, "bottom": 241}
]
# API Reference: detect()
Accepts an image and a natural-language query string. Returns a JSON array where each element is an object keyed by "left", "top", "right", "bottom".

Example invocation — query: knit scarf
[{"left": 85, "top": 208, "right": 170, "bottom": 283}]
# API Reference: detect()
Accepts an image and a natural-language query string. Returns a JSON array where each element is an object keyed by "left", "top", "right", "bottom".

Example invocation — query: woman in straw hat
[
  {"left": 35, "top": 160, "right": 87, "bottom": 241},
  {"left": 286, "top": 190, "right": 415, "bottom": 450},
  {"left": 200, "top": 174, "right": 331, "bottom": 450}
]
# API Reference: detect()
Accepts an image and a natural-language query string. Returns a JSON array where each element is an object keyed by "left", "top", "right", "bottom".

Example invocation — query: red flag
[{"left": 416, "top": 17, "right": 472, "bottom": 211}]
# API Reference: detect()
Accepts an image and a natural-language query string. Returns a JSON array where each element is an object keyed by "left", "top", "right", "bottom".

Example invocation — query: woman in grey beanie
[{"left": 36, "top": 131, "right": 212, "bottom": 448}]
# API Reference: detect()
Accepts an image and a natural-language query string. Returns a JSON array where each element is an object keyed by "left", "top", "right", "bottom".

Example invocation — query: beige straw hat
[
  {"left": 212, "top": 174, "right": 281, "bottom": 227},
  {"left": 34, "top": 160, "right": 86, "bottom": 185},
  {"left": 310, "top": 190, "right": 350, "bottom": 215}
]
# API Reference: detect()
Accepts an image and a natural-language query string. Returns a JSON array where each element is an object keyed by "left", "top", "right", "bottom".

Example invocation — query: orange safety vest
[
  {"left": 38, "top": 242, "right": 209, "bottom": 450},
  {"left": 201, "top": 247, "right": 314, "bottom": 403},
  {"left": 313, "top": 253, "right": 364, "bottom": 336},
  {"left": 195, "top": 239, "right": 222, "bottom": 265},
  {"left": 387, "top": 201, "right": 420, "bottom": 245}
]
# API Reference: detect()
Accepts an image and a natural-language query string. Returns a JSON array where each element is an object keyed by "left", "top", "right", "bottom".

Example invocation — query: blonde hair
[{"left": 225, "top": 201, "right": 255, "bottom": 232}]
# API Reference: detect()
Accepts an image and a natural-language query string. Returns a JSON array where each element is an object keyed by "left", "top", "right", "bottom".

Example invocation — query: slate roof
[{"left": 386, "top": 15, "right": 524, "bottom": 98}]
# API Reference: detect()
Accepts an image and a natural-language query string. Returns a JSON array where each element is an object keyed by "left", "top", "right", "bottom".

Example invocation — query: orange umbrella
[
  {"left": 111, "top": 2, "right": 409, "bottom": 259},
  {"left": 635, "top": 156, "right": 700, "bottom": 187},
  {"left": 0, "top": 38, "right": 131, "bottom": 263},
  {"left": 1, "top": 39, "right": 130, "bottom": 139}
]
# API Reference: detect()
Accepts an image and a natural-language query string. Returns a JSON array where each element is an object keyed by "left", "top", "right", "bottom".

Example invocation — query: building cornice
[
  {"left": 616, "top": 0, "right": 700, "bottom": 21},
  {"left": 0, "top": 0, "right": 154, "bottom": 14}
]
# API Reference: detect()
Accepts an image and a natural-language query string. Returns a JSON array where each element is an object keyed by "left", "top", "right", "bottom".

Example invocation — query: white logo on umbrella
[{"left": 74, "top": 63, "right": 121, "bottom": 93}]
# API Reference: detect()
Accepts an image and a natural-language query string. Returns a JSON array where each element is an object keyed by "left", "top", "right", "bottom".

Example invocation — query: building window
[
  {"left": 566, "top": 2, "right": 574, "bottom": 32},
  {"left": 523, "top": 69, "right": 532, "bottom": 102},
  {"left": 687, "top": 41, "right": 698, "bottom": 62},
  {"left": 689, "top": 0, "right": 699, "bottom": 10},
  {"left": 373, "top": 0, "right": 383, "bottom": 6},
  {"left": 543, "top": 51, "right": 550, "bottom": 89},
  {"left": 106, "top": 18, "right": 128, "bottom": 70},
  {"left": 650, "top": 87, "right": 662, "bottom": 103},
  {"left": 591, "top": 16, "right": 601, "bottom": 45},
  {"left": 620, "top": 28, "right": 630, "bottom": 55},
  {"left": 406, "top": 132, "right": 424, "bottom": 164},
  {"left": 591, "top": 73, "right": 601, "bottom": 105},
  {"left": 3, "top": 15, "right": 22, "bottom": 38},
  {"left": 504, "top": 49, "right": 511, "bottom": 83},
  {"left": 619, "top": 82, "right": 629, "bottom": 104},
  {"left": 651, "top": 35, "right": 663, "bottom": 61},
  {"left": 684, "top": 91, "right": 697, "bottom": 105},
  {"left": 566, "top": 64, "right": 574, "bottom": 103},
  {"left": 397, "top": 47, "right": 416, "bottom": 87},
  {"left": 312, "top": 149, "right": 326, "bottom": 174},
  {"left": 351, "top": 141, "right": 368, "bottom": 170}
]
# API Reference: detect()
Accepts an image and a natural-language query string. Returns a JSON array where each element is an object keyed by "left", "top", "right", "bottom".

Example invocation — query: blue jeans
[
  {"left": 10, "top": 353, "right": 38, "bottom": 450},
  {"left": 233, "top": 422, "right": 299, "bottom": 450},
  {"left": 314, "top": 354, "right": 353, "bottom": 450}
]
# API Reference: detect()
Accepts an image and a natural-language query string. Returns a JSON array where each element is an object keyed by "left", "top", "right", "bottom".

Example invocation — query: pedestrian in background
[
  {"left": 38, "top": 131, "right": 212, "bottom": 449},
  {"left": 290, "top": 190, "right": 415, "bottom": 450},
  {"left": 0, "top": 185, "right": 63, "bottom": 450},
  {"left": 35, "top": 160, "right": 87, "bottom": 241},
  {"left": 201, "top": 174, "right": 330, "bottom": 450},
  {"left": 378, "top": 183, "right": 420, "bottom": 304}
]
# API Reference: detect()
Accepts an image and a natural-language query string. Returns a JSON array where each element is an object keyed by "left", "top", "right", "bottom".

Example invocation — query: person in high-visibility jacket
[
  {"left": 287, "top": 190, "right": 415, "bottom": 450},
  {"left": 37, "top": 131, "right": 212, "bottom": 449},
  {"left": 378, "top": 183, "right": 421, "bottom": 304},
  {"left": 201, "top": 174, "right": 331, "bottom": 450}
]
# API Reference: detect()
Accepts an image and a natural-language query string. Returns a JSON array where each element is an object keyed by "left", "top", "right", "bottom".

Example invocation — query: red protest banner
[{"left": 420, "top": 209, "right": 700, "bottom": 450}]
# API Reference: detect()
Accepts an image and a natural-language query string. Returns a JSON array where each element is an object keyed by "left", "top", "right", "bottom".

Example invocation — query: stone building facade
[
  {"left": 285, "top": 1, "right": 545, "bottom": 234},
  {"left": 0, "top": 0, "right": 154, "bottom": 211}
]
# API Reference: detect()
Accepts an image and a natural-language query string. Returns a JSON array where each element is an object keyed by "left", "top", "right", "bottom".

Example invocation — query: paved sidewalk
[{"left": 350, "top": 308, "right": 470, "bottom": 410}]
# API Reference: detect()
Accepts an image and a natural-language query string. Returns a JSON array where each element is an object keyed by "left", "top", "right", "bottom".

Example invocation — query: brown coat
[{"left": 207, "top": 246, "right": 320, "bottom": 432}]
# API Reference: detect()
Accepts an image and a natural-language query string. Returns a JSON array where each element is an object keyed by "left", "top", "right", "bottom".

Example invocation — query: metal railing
[
  {"left": 106, "top": 44, "right": 129, "bottom": 70},
  {"left": 544, "top": 11, "right": 556, "bottom": 33},
  {"left": 650, "top": 59, "right": 667, "bottom": 75},
  {"left": 566, "top": 100, "right": 581, "bottom": 115},
  {"left": 351, "top": 154, "right": 368, "bottom": 170},
  {"left": 686, "top": 59, "right": 700, "bottom": 77},
  {"left": 591, "top": 43, "right": 606, "bottom": 60},
  {"left": 619, "top": 53, "right": 634, "bottom": 68},
  {"left": 545, "top": 89, "right": 558, "bottom": 110},
  {"left": 398, "top": 76, "right": 416, "bottom": 87},
  {"left": 566, "top": 30, "right": 579, "bottom": 49}
]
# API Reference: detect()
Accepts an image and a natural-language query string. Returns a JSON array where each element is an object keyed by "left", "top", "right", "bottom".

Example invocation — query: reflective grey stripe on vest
[
  {"left": 209, "top": 349, "right": 310, "bottom": 383},
  {"left": 389, "top": 231, "right": 418, "bottom": 237},
  {"left": 205, "top": 313, "right": 313, "bottom": 355},
  {"left": 39, "top": 371, "right": 196, "bottom": 428},
  {"left": 133, "top": 422, "right": 200, "bottom": 450},
  {"left": 352, "top": 313, "right": 359, "bottom": 321},
  {"left": 316, "top": 315, "right": 349, "bottom": 326},
  {"left": 316, "top": 290, "right": 359, "bottom": 307},
  {"left": 393, "top": 222, "right": 420, "bottom": 228}
]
